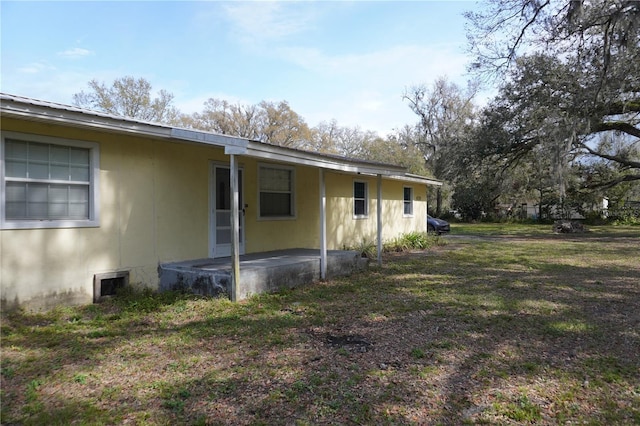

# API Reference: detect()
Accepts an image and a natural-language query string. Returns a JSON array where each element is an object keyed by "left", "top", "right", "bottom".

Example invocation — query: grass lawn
[{"left": 2, "top": 225, "right": 639, "bottom": 425}]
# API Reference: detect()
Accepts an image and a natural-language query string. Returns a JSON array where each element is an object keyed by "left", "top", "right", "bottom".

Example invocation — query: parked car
[{"left": 427, "top": 215, "right": 450, "bottom": 235}]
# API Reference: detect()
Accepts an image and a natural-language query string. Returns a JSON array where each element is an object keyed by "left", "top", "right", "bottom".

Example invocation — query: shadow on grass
[{"left": 2, "top": 231, "right": 639, "bottom": 424}]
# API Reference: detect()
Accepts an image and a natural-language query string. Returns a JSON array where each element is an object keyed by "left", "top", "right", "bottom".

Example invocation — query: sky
[{"left": 1, "top": 1, "right": 485, "bottom": 136}]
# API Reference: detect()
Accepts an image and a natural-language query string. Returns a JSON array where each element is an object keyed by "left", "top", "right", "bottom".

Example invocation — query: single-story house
[{"left": 0, "top": 93, "right": 441, "bottom": 311}]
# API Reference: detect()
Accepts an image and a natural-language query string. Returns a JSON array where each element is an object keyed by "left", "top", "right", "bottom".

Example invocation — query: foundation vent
[{"left": 93, "top": 271, "right": 129, "bottom": 303}]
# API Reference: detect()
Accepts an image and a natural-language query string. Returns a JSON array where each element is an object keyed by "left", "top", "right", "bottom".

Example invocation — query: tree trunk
[{"left": 538, "top": 190, "right": 543, "bottom": 222}]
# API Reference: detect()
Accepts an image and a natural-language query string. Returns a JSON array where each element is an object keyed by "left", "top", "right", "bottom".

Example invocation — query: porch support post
[
  {"left": 319, "top": 168, "right": 327, "bottom": 280},
  {"left": 230, "top": 154, "right": 240, "bottom": 302},
  {"left": 377, "top": 174, "right": 383, "bottom": 266}
]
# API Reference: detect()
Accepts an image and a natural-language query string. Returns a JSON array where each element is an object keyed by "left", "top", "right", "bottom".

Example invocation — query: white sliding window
[{"left": 1, "top": 132, "right": 99, "bottom": 229}]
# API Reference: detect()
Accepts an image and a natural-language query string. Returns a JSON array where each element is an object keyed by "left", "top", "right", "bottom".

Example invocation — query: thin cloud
[
  {"left": 279, "top": 43, "right": 469, "bottom": 81},
  {"left": 57, "top": 47, "right": 93, "bottom": 58},
  {"left": 223, "top": 2, "right": 318, "bottom": 44},
  {"left": 276, "top": 43, "right": 472, "bottom": 135},
  {"left": 17, "top": 61, "right": 54, "bottom": 74}
]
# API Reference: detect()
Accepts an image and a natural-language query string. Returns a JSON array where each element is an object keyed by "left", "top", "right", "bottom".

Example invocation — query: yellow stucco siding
[
  {"left": 242, "top": 166, "right": 430, "bottom": 253},
  {"left": 244, "top": 163, "right": 320, "bottom": 252},
  {"left": 1, "top": 117, "right": 431, "bottom": 310},
  {"left": 324, "top": 173, "right": 428, "bottom": 249},
  {"left": 152, "top": 141, "right": 212, "bottom": 261},
  {"left": 1, "top": 118, "right": 229, "bottom": 309}
]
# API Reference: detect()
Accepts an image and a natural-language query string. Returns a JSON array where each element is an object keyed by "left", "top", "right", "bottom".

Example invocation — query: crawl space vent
[{"left": 93, "top": 271, "right": 129, "bottom": 303}]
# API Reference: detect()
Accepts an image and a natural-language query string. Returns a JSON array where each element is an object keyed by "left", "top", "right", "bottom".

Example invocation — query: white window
[
  {"left": 354, "top": 180, "right": 368, "bottom": 217},
  {"left": 403, "top": 186, "right": 414, "bottom": 216},
  {"left": 259, "top": 164, "right": 295, "bottom": 218},
  {"left": 1, "top": 132, "right": 99, "bottom": 229}
]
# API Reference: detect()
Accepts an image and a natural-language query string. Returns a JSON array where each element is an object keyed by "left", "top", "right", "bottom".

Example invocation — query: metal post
[
  {"left": 319, "top": 168, "right": 327, "bottom": 280},
  {"left": 230, "top": 154, "right": 240, "bottom": 301},
  {"left": 377, "top": 174, "right": 382, "bottom": 266}
]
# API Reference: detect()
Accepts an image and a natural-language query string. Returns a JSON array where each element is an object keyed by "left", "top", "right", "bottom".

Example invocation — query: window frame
[
  {"left": 403, "top": 186, "right": 414, "bottom": 217},
  {"left": 353, "top": 180, "right": 369, "bottom": 219},
  {"left": 1, "top": 131, "right": 100, "bottom": 229},
  {"left": 257, "top": 163, "right": 296, "bottom": 220}
]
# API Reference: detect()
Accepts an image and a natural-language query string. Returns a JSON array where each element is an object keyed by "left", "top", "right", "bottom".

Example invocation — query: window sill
[{"left": 1, "top": 219, "right": 100, "bottom": 230}]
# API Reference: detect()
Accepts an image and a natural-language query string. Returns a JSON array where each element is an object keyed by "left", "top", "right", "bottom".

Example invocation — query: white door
[{"left": 211, "top": 165, "right": 244, "bottom": 258}]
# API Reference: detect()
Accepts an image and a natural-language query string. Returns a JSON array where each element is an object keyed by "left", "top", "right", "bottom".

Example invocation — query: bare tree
[
  {"left": 403, "top": 77, "right": 479, "bottom": 214},
  {"left": 191, "top": 98, "right": 262, "bottom": 140},
  {"left": 258, "top": 101, "right": 313, "bottom": 147},
  {"left": 72, "top": 76, "right": 180, "bottom": 124}
]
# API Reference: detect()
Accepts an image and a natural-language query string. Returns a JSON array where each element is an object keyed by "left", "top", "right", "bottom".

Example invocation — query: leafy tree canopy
[{"left": 466, "top": 0, "right": 640, "bottom": 189}]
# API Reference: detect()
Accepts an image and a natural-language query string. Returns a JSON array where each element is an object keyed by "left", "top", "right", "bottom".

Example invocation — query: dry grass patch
[{"left": 2, "top": 225, "right": 639, "bottom": 424}]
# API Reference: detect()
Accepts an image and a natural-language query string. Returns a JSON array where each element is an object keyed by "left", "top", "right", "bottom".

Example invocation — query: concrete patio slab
[{"left": 159, "top": 249, "right": 368, "bottom": 300}]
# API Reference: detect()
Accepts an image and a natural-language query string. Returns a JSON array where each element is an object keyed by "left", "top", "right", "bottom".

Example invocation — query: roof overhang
[
  {"left": 1, "top": 93, "right": 443, "bottom": 186},
  {"left": 1, "top": 93, "right": 174, "bottom": 140},
  {"left": 386, "top": 173, "right": 443, "bottom": 186}
]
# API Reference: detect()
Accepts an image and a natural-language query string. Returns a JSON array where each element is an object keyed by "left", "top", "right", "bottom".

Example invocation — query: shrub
[
  {"left": 383, "top": 237, "right": 409, "bottom": 253},
  {"left": 383, "top": 232, "right": 444, "bottom": 253},
  {"left": 351, "top": 238, "right": 377, "bottom": 259},
  {"left": 349, "top": 232, "right": 445, "bottom": 257},
  {"left": 402, "top": 232, "right": 430, "bottom": 249}
]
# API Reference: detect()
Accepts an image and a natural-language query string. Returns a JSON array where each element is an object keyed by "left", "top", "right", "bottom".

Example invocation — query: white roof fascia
[
  {"left": 243, "top": 141, "right": 405, "bottom": 176},
  {"left": 1, "top": 96, "right": 173, "bottom": 139},
  {"left": 171, "top": 128, "right": 248, "bottom": 152},
  {"left": 2, "top": 93, "right": 437, "bottom": 182},
  {"left": 386, "top": 173, "right": 443, "bottom": 186}
]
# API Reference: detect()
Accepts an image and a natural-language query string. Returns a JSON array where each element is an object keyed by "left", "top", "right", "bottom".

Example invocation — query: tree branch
[
  {"left": 508, "top": 0, "right": 551, "bottom": 62},
  {"left": 586, "top": 173, "right": 640, "bottom": 189},
  {"left": 579, "top": 142, "right": 640, "bottom": 169},
  {"left": 592, "top": 120, "right": 640, "bottom": 139},
  {"left": 605, "top": 100, "right": 640, "bottom": 115}
]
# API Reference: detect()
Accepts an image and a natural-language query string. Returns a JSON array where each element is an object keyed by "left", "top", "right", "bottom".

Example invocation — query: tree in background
[
  {"left": 403, "top": 77, "right": 479, "bottom": 215},
  {"left": 72, "top": 77, "right": 419, "bottom": 169},
  {"left": 360, "top": 132, "right": 429, "bottom": 176},
  {"left": 466, "top": 0, "right": 640, "bottom": 189},
  {"left": 257, "top": 101, "right": 313, "bottom": 148},
  {"left": 189, "top": 98, "right": 262, "bottom": 140},
  {"left": 183, "top": 98, "right": 314, "bottom": 148},
  {"left": 72, "top": 76, "right": 180, "bottom": 124}
]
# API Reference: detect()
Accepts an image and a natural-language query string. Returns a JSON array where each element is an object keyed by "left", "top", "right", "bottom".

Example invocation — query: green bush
[
  {"left": 383, "top": 232, "right": 444, "bottom": 253},
  {"left": 402, "top": 232, "right": 430, "bottom": 249},
  {"left": 348, "top": 232, "right": 445, "bottom": 256},
  {"left": 583, "top": 211, "right": 608, "bottom": 225},
  {"left": 352, "top": 239, "right": 377, "bottom": 259},
  {"left": 608, "top": 207, "right": 640, "bottom": 225},
  {"left": 383, "top": 236, "right": 410, "bottom": 253}
]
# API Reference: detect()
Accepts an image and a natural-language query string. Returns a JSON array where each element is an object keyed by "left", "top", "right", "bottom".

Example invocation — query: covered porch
[
  {"left": 170, "top": 129, "right": 441, "bottom": 301},
  {"left": 159, "top": 249, "right": 368, "bottom": 300}
]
